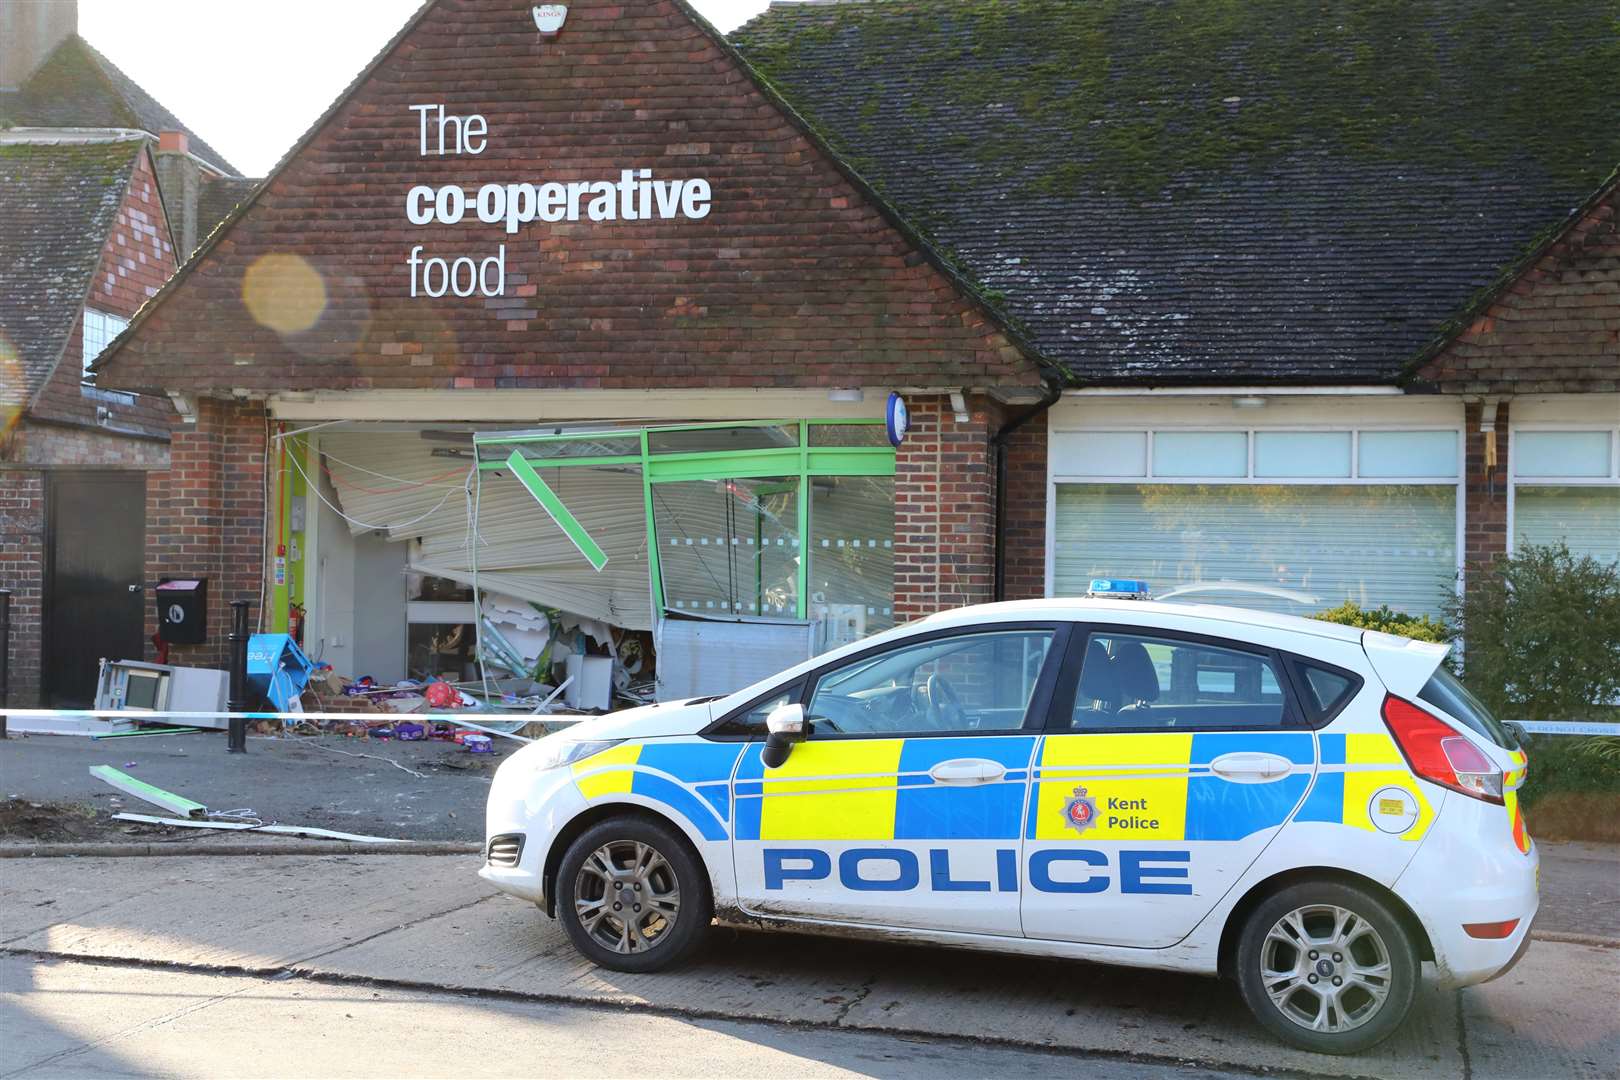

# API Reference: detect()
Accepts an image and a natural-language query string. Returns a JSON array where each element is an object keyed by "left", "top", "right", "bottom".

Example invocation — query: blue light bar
[{"left": 1088, "top": 578, "right": 1151, "bottom": 600}]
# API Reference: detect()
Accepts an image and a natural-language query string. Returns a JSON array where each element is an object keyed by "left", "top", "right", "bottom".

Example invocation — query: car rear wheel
[
  {"left": 556, "top": 815, "right": 711, "bottom": 973},
  {"left": 1236, "top": 881, "right": 1419, "bottom": 1054}
]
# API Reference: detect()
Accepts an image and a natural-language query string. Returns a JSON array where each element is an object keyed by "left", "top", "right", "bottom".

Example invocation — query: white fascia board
[
  {"left": 268, "top": 388, "right": 908, "bottom": 423},
  {"left": 1051, "top": 392, "right": 1463, "bottom": 430},
  {"left": 1065, "top": 385, "right": 1405, "bottom": 397},
  {"left": 1510, "top": 393, "right": 1620, "bottom": 425}
]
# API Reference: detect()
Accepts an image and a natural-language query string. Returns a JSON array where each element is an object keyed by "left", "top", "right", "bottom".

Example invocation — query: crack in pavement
[
  {"left": 833, "top": 972, "right": 878, "bottom": 1025},
  {"left": 287, "top": 892, "right": 501, "bottom": 969}
]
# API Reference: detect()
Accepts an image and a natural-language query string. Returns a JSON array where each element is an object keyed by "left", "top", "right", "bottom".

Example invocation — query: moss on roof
[{"left": 736, "top": 0, "right": 1620, "bottom": 200}]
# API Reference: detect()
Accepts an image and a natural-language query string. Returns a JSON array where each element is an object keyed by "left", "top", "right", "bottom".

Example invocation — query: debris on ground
[{"left": 0, "top": 797, "right": 183, "bottom": 843}]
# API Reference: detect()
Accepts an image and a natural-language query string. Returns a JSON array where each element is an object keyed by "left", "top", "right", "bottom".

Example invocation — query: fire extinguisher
[{"left": 289, "top": 603, "right": 305, "bottom": 647}]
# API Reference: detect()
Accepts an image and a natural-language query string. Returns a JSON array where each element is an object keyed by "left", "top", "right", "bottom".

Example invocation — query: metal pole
[
  {"left": 226, "top": 599, "right": 250, "bottom": 753},
  {"left": 0, "top": 589, "right": 10, "bottom": 740}
]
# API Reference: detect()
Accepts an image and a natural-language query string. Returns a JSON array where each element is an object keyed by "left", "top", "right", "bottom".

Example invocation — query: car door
[
  {"left": 730, "top": 623, "right": 1067, "bottom": 936},
  {"left": 1021, "top": 625, "right": 1317, "bottom": 947}
]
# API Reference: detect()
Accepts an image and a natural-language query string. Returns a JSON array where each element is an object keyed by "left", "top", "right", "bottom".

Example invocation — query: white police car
[{"left": 481, "top": 596, "right": 1535, "bottom": 1054}]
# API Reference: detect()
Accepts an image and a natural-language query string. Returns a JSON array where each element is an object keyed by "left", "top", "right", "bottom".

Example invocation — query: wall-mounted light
[
  {"left": 1232, "top": 396, "right": 1267, "bottom": 409},
  {"left": 827, "top": 387, "right": 864, "bottom": 403}
]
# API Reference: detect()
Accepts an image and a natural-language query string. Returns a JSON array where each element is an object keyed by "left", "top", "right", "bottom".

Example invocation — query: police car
[{"left": 481, "top": 591, "right": 1535, "bottom": 1054}]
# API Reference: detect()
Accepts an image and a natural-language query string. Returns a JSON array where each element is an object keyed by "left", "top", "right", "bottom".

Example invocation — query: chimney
[
  {"left": 0, "top": 0, "right": 78, "bottom": 91},
  {"left": 153, "top": 130, "right": 203, "bottom": 256}
]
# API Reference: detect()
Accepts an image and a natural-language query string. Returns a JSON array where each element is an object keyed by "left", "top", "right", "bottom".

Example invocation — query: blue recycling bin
[{"left": 245, "top": 633, "right": 313, "bottom": 713}]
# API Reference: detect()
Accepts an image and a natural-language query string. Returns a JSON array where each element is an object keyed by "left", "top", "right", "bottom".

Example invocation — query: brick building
[
  {"left": 0, "top": 0, "right": 254, "bottom": 704},
  {"left": 86, "top": 0, "right": 1617, "bottom": 702}
]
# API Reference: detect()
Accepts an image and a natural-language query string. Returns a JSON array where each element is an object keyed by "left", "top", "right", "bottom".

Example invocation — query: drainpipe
[{"left": 992, "top": 376, "right": 1065, "bottom": 602}]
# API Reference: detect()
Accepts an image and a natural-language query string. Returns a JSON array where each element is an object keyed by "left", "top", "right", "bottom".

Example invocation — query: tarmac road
[{"left": 1, "top": 853, "right": 1615, "bottom": 1079}]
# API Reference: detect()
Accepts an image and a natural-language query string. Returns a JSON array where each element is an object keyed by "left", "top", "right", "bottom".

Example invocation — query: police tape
[
  {"left": 1513, "top": 721, "right": 1619, "bottom": 737},
  {"left": 0, "top": 708, "right": 574, "bottom": 741}
]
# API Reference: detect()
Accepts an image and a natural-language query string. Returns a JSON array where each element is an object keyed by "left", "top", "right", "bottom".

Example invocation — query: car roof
[{"left": 918, "top": 597, "right": 1369, "bottom": 645}]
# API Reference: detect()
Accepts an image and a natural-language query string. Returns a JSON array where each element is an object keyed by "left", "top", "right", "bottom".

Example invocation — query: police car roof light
[{"left": 1087, "top": 578, "right": 1151, "bottom": 600}]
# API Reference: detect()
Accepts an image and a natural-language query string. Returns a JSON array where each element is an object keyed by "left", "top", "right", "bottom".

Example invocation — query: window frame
[
  {"left": 1045, "top": 622, "right": 1309, "bottom": 734},
  {"left": 704, "top": 621, "right": 1073, "bottom": 742},
  {"left": 81, "top": 307, "right": 130, "bottom": 382},
  {"left": 1506, "top": 422, "right": 1620, "bottom": 559},
  {"left": 1280, "top": 653, "right": 1365, "bottom": 728}
]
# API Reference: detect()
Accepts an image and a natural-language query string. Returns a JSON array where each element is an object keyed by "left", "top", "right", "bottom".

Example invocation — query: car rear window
[{"left": 1418, "top": 668, "right": 1520, "bottom": 750}]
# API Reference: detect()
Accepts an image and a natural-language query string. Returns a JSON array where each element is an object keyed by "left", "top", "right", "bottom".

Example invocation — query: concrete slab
[
  {"left": 1461, "top": 940, "right": 1620, "bottom": 1080},
  {"left": 0, "top": 854, "right": 488, "bottom": 969}
]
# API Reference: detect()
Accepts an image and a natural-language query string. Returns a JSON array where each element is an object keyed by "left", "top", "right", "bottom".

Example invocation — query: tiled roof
[
  {"left": 0, "top": 138, "right": 143, "bottom": 409},
  {"left": 196, "top": 175, "right": 261, "bottom": 244},
  {"left": 0, "top": 36, "right": 238, "bottom": 175},
  {"left": 733, "top": 0, "right": 1620, "bottom": 385}
]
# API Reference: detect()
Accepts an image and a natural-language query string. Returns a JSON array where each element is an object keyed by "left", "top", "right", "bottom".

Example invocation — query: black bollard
[
  {"left": 226, "top": 599, "right": 250, "bottom": 753},
  {"left": 0, "top": 588, "right": 10, "bottom": 740}
]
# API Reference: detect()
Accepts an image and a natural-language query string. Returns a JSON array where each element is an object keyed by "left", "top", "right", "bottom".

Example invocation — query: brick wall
[
  {"left": 1462, "top": 400, "right": 1510, "bottom": 582},
  {"left": 1000, "top": 410, "right": 1048, "bottom": 601},
  {"left": 144, "top": 398, "right": 267, "bottom": 670},
  {"left": 0, "top": 469, "right": 44, "bottom": 704},
  {"left": 97, "top": 0, "right": 1035, "bottom": 398},
  {"left": 3, "top": 420, "right": 167, "bottom": 468},
  {"left": 893, "top": 395, "right": 999, "bottom": 621}
]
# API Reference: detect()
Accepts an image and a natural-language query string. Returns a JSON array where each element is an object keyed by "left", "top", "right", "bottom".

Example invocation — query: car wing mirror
[{"left": 762, "top": 703, "right": 806, "bottom": 769}]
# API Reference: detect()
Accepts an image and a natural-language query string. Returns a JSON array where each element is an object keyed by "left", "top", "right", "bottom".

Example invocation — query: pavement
[{"left": 2, "top": 852, "right": 1616, "bottom": 1079}]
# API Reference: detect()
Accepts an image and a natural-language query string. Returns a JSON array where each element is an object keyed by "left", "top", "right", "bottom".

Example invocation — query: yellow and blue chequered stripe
[
  {"left": 571, "top": 741, "right": 741, "bottom": 841},
  {"left": 732, "top": 736, "right": 1036, "bottom": 841},
  {"left": 1294, "top": 733, "right": 1434, "bottom": 841},
  {"left": 1027, "top": 732, "right": 1315, "bottom": 842}
]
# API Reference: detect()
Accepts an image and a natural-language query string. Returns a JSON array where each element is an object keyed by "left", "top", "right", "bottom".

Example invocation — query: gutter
[{"left": 992, "top": 376, "right": 1065, "bottom": 602}]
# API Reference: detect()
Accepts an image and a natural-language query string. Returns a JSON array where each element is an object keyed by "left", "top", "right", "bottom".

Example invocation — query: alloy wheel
[
  {"left": 1258, "top": 903, "right": 1393, "bottom": 1033},
  {"left": 573, "top": 839, "right": 681, "bottom": 954}
]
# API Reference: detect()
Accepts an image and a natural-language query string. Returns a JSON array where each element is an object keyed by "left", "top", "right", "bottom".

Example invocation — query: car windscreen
[{"left": 1417, "top": 667, "right": 1519, "bottom": 750}]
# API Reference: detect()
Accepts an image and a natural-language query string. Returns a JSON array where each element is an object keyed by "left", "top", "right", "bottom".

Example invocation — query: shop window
[
  {"left": 1253, "top": 432, "right": 1352, "bottom": 478},
  {"left": 81, "top": 308, "right": 129, "bottom": 380},
  {"left": 808, "top": 424, "right": 892, "bottom": 447},
  {"left": 1511, "top": 429, "right": 1619, "bottom": 565},
  {"left": 1152, "top": 432, "right": 1246, "bottom": 477},
  {"left": 1053, "top": 483, "right": 1458, "bottom": 619},
  {"left": 808, "top": 474, "right": 894, "bottom": 644},
  {"left": 1357, "top": 430, "right": 1458, "bottom": 478},
  {"left": 653, "top": 476, "right": 799, "bottom": 616},
  {"left": 649, "top": 424, "right": 798, "bottom": 454}
]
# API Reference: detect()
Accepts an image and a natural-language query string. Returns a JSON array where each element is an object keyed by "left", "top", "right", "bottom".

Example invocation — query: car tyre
[
  {"left": 1235, "top": 880, "right": 1419, "bottom": 1055},
  {"left": 556, "top": 815, "right": 711, "bottom": 973}
]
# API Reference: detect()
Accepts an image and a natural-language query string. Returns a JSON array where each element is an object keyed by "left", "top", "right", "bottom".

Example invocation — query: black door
[{"left": 45, "top": 472, "right": 147, "bottom": 706}]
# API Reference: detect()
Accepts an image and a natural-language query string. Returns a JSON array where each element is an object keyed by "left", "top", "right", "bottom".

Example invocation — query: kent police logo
[{"left": 1063, "top": 786, "right": 1098, "bottom": 835}]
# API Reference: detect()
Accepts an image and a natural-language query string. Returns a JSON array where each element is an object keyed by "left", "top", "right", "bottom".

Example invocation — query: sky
[{"left": 79, "top": 0, "right": 776, "bottom": 176}]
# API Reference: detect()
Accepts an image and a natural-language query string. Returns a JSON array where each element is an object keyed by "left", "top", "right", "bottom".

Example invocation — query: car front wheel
[
  {"left": 555, "top": 815, "right": 711, "bottom": 973},
  {"left": 1235, "top": 881, "right": 1420, "bottom": 1054}
]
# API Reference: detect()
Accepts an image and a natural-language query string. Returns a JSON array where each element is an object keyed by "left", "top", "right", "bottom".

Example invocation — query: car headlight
[{"left": 530, "top": 738, "right": 623, "bottom": 772}]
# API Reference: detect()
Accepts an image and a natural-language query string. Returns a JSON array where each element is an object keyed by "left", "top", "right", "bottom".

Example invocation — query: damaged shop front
[
  {"left": 278, "top": 410, "right": 899, "bottom": 712},
  {"left": 89, "top": 0, "right": 1045, "bottom": 716}
]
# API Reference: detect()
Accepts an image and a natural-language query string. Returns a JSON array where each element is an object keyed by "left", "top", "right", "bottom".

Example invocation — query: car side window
[
  {"left": 806, "top": 630, "right": 1055, "bottom": 735},
  {"left": 1070, "top": 632, "right": 1290, "bottom": 730}
]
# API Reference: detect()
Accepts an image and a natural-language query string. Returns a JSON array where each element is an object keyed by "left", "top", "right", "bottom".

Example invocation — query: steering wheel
[{"left": 922, "top": 673, "right": 969, "bottom": 730}]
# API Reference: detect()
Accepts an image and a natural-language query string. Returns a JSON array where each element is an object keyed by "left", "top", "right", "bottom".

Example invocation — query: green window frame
[{"left": 474, "top": 419, "right": 895, "bottom": 619}]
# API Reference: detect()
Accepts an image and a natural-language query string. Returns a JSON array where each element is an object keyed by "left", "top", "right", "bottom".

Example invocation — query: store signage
[
  {"left": 403, "top": 103, "right": 712, "bottom": 300},
  {"left": 886, "top": 392, "right": 910, "bottom": 447}
]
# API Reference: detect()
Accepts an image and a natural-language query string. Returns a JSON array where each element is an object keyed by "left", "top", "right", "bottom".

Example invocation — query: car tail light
[
  {"left": 1382, "top": 695, "right": 1504, "bottom": 804},
  {"left": 1463, "top": 919, "right": 1520, "bottom": 940}
]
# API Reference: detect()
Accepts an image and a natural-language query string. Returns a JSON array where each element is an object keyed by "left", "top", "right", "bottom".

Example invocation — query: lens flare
[
  {"left": 242, "top": 253, "right": 328, "bottom": 334},
  {"left": 0, "top": 332, "right": 24, "bottom": 439}
]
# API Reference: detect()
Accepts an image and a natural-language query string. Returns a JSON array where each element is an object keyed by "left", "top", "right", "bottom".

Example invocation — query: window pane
[
  {"left": 1153, "top": 432, "right": 1247, "bottom": 477},
  {"left": 482, "top": 435, "right": 641, "bottom": 463},
  {"left": 1514, "top": 486, "right": 1620, "bottom": 565},
  {"left": 1358, "top": 430, "right": 1458, "bottom": 478},
  {"left": 1253, "top": 432, "right": 1352, "bottom": 478},
  {"left": 649, "top": 425, "right": 798, "bottom": 454},
  {"left": 713, "top": 683, "right": 801, "bottom": 738},
  {"left": 807, "top": 630, "right": 1054, "bottom": 735},
  {"left": 1301, "top": 664, "right": 1356, "bottom": 716},
  {"left": 1072, "top": 633, "right": 1287, "bottom": 730},
  {"left": 809, "top": 475, "right": 894, "bottom": 646},
  {"left": 808, "top": 424, "right": 889, "bottom": 447},
  {"left": 1051, "top": 431, "right": 1147, "bottom": 477},
  {"left": 1515, "top": 431, "right": 1611, "bottom": 478},
  {"left": 1054, "top": 483, "right": 1458, "bottom": 619},
  {"left": 653, "top": 476, "right": 798, "bottom": 616}
]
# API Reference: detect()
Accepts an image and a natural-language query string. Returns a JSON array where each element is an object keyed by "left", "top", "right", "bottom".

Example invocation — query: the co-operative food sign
[{"left": 403, "top": 104, "right": 712, "bottom": 299}]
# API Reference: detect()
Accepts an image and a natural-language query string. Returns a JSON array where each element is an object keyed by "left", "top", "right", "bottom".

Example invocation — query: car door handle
[
  {"left": 1209, "top": 752, "right": 1295, "bottom": 783},
  {"left": 929, "top": 758, "right": 1007, "bottom": 785}
]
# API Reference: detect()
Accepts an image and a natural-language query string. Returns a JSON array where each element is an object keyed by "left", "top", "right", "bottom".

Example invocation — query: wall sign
[
  {"left": 886, "top": 392, "right": 909, "bottom": 447},
  {"left": 532, "top": 4, "right": 567, "bottom": 35},
  {"left": 403, "top": 103, "right": 712, "bottom": 299}
]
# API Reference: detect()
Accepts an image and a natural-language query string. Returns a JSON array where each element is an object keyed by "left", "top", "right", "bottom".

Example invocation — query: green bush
[
  {"left": 1445, "top": 543, "right": 1620, "bottom": 723},
  {"left": 1519, "top": 733, "right": 1620, "bottom": 806},
  {"left": 1311, "top": 601, "right": 1450, "bottom": 644}
]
